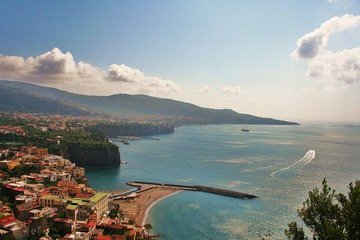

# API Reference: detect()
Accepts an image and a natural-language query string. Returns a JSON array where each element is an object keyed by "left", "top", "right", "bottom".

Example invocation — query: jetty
[
  {"left": 109, "top": 181, "right": 258, "bottom": 226},
  {"left": 110, "top": 181, "right": 258, "bottom": 200}
]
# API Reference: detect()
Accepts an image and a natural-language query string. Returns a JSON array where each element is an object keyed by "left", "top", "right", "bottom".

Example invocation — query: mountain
[
  {"left": 0, "top": 85, "right": 94, "bottom": 116},
  {"left": 0, "top": 80, "right": 299, "bottom": 125}
]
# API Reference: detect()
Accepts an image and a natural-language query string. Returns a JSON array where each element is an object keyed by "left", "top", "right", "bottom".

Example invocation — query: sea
[{"left": 86, "top": 124, "right": 360, "bottom": 239}]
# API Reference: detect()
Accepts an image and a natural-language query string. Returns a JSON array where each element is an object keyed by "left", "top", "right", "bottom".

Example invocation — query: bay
[{"left": 86, "top": 124, "right": 360, "bottom": 239}]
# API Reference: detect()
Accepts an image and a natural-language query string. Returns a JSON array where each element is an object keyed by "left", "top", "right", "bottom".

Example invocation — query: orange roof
[{"left": 74, "top": 193, "right": 93, "bottom": 199}]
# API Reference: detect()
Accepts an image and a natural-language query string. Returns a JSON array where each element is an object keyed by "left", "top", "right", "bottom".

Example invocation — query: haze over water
[{"left": 87, "top": 124, "right": 360, "bottom": 239}]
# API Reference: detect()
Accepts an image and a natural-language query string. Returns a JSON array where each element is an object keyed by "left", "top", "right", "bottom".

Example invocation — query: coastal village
[
  {"left": 0, "top": 113, "right": 259, "bottom": 240},
  {"left": 0, "top": 145, "right": 158, "bottom": 240},
  {"left": 0, "top": 113, "right": 161, "bottom": 240}
]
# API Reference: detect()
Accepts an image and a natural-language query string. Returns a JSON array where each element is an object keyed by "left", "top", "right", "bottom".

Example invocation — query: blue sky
[{"left": 0, "top": 0, "right": 360, "bottom": 122}]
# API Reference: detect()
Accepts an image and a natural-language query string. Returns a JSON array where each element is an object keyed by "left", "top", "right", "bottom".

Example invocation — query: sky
[{"left": 0, "top": 0, "right": 360, "bottom": 123}]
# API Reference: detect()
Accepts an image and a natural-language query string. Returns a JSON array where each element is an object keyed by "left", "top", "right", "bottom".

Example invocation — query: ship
[{"left": 241, "top": 125, "right": 250, "bottom": 132}]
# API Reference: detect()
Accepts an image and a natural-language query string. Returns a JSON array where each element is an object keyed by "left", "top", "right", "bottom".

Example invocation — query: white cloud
[
  {"left": 220, "top": 86, "right": 246, "bottom": 95},
  {"left": 194, "top": 85, "right": 212, "bottom": 93},
  {"left": 141, "top": 77, "right": 182, "bottom": 94},
  {"left": 327, "top": 0, "right": 337, "bottom": 3},
  {"left": 292, "top": 14, "right": 360, "bottom": 59},
  {"left": 292, "top": 14, "right": 360, "bottom": 88},
  {"left": 76, "top": 61, "right": 103, "bottom": 80},
  {"left": 0, "top": 48, "right": 79, "bottom": 82},
  {"left": 308, "top": 48, "right": 360, "bottom": 85},
  {"left": 30, "top": 48, "right": 77, "bottom": 77},
  {"left": 106, "top": 64, "right": 144, "bottom": 83},
  {"left": 0, "top": 55, "right": 26, "bottom": 73},
  {"left": 0, "top": 48, "right": 182, "bottom": 95}
]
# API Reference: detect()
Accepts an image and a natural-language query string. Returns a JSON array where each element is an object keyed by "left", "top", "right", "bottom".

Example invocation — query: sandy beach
[{"left": 112, "top": 186, "right": 181, "bottom": 226}]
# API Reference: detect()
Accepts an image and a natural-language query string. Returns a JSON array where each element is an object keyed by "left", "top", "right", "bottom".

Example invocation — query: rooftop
[
  {"left": 0, "top": 215, "right": 17, "bottom": 226},
  {"left": 89, "top": 192, "right": 108, "bottom": 203},
  {"left": 66, "top": 204, "right": 78, "bottom": 211},
  {"left": 41, "top": 195, "right": 61, "bottom": 201}
]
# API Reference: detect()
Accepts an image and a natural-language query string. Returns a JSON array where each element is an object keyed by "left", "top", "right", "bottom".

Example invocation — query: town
[
  {"left": 0, "top": 144, "right": 154, "bottom": 240},
  {"left": 0, "top": 113, "right": 158, "bottom": 240}
]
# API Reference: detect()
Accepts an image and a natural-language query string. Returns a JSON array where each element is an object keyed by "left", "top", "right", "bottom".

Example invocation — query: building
[
  {"left": 1, "top": 184, "right": 25, "bottom": 202},
  {"left": 14, "top": 202, "right": 39, "bottom": 221},
  {"left": 0, "top": 160, "right": 20, "bottom": 170},
  {"left": 73, "top": 167, "right": 85, "bottom": 180},
  {"left": 58, "top": 181, "right": 83, "bottom": 196},
  {"left": 27, "top": 147, "right": 48, "bottom": 156},
  {"left": 65, "top": 192, "right": 109, "bottom": 222},
  {"left": 53, "top": 218, "right": 72, "bottom": 236},
  {"left": 89, "top": 192, "right": 109, "bottom": 222},
  {"left": 38, "top": 195, "right": 63, "bottom": 208},
  {"left": 15, "top": 194, "right": 37, "bottom": 205},
  {"left": 0, "top": 215, "right": 26, "bottom": 239}
]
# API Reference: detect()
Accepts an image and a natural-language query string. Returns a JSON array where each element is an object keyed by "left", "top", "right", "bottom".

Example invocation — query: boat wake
[{"left": 271, "top": 149, "right": 315, "bottom": 177}]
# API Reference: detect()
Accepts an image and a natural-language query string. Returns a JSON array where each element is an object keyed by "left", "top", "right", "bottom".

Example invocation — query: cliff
[{"left": 63, "top": 143, "right": 121, "bottom": 167}]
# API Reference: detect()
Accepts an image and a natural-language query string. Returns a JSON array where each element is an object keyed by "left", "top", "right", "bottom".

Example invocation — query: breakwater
[{"left": 126, "top": 181, "right": 258, "bottom": 199}]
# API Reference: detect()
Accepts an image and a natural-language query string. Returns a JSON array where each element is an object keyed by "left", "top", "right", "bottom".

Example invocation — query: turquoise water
[{"left": 86, "top": 124, "right": 360, "bottom": 239}]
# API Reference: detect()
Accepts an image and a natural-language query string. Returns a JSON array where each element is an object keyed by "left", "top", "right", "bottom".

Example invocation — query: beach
[{"left": 111, "top": 186, "right": 181, "bottom": 226}]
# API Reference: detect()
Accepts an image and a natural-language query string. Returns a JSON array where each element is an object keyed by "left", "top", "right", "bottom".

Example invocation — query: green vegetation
[
  {"left": 0, "top": 164, "right": 41, "bottom": 177},
  {"left": 10, "top": 164, "right": 41, "bottom": 177},
  {"left": 0, "top": 85, "right": 93, "bottom": 116},
  {"left": 109, "top": 204, "right": 122, "bottom": 219},
  {"left": 0, "top": 80, "right": 298, "bottom": 125},
  {"left": 144, "top": 223, "right": 153, "bottom": 235},
  {"left": 0, "top": 195, "right": 9, "bottom": 203},
  {"left": 0, "top": 116, "right": 121, "bottom": 166},
  {"left": 0, "top": 120, "right": 113, "bottom": 153},
  {"left": 285, "top": 179, "right": 360, "bottom": 240}
]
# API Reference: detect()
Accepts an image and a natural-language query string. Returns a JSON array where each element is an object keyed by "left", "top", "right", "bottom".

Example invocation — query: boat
[{"left": 241, "top": 125, "right": 250, "bottom": 132}]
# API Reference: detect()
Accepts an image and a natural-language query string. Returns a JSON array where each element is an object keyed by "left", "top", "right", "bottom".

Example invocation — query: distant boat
[{"left": 241, "top": 125, "right": 250, "bottom": 132}]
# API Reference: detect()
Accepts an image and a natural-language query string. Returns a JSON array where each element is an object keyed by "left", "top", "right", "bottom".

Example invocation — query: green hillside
[
  {"left": 0, "top": 80, "right": 299, "bottom": 125},
  {"left": 0, "top": 85, "right": 93, "bottom": 116}
]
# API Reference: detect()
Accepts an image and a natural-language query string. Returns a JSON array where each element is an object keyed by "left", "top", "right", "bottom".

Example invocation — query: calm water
[{"left": 86, "top": 124, "right": 360, "bottom": 239}]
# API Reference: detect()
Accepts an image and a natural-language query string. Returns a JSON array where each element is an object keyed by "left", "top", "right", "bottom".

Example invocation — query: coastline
[
  {"left": 112, "top": 186, "right": 182, "bottom": 226},
  {"left": 141, "top": 190, "right": 181, "bottom": 226}
]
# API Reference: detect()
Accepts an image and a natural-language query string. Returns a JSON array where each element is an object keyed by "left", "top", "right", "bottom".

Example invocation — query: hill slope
[
  {"left": 0, "top": 80, "right": 298, "bottom": 125},
  {"left": 0, "top": 85, "right": 94, "bottom": 116}
]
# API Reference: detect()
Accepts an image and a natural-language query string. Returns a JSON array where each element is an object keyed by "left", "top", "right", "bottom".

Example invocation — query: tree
[
  {"left": 285, "top": 222, "right": 308, "bottom": 240},
  {"left": 337, "top": 181, "right": 360, "bottom": 240},
  {"left": 109, "top": 208, "right": 119, "bottom": 219},
  {"left": 144, "top": 223, "right": 153, "bottom": 236},
  {"left": 285, "top": 179, "right": 360, "bottom": 240},
  {"left": 0, "top": 195, "right": 9, "bottom": 203}
]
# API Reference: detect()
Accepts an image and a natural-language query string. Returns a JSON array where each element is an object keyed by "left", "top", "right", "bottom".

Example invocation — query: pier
[
  {"left": 122, "top": 181, "right": 258, "bottom": 199},
  {"left": 109, "top": 181, "right": 258, "bottom": 226}
]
